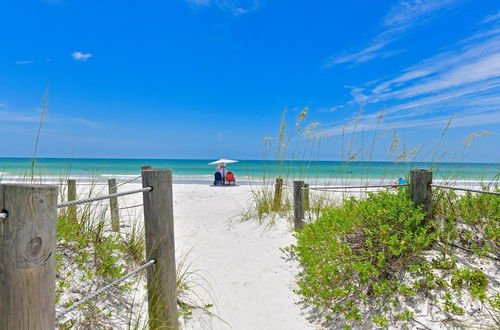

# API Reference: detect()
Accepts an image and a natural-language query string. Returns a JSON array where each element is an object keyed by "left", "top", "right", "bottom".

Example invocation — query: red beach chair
[{"left": 226, "top": 171, "right": 236, "bottom": 185}]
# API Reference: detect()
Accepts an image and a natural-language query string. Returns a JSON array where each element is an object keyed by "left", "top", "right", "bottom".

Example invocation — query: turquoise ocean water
[{"left": 0, "top": 158, "right": 498, "bottom": 184}]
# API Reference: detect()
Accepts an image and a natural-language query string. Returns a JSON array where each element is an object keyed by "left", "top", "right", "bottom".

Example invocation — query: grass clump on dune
[{"left": 55, "top": 186, "right": 218, "bottom": 329}]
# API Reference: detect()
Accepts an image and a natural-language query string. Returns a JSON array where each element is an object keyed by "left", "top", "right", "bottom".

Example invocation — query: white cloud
[
  {"left": 15, "top": 60, "right": 35, "bottom": 65},
  {"left": 383, "top": 0, "right": 458, "bottom": 27},
  {"left": 322, "top": 110, "right": 500, "bottom": 137},
  {"left": 366, "top": 30, "right": 500, "bottom": 102},
  {"left": 186, "top": 0, "right": 212, "bottom": 6},
  {"left": 392, "top": 52, "right": 500, "bottom": 99},
  {"left": 42, "top": 0, "right": 63, "bottom": 4},
  {"left": 186, "top": 0, "right": 260, "bottom": 16},
  {"left": 72, "top": 117, "right": 100, "bottom": 128},
  {"left": 0, "top": 106, "right": 100, "bottom": 130},
  {"left": 0, "top": 110, "right": 40, "bottom": 123},
  {"left": 323, "top": 0, "right": 461, "bottom": 68},
  {"left": 481, "top": 10, "right": 500, "bottom": 24},
  {"left": 72, "top": 51, "right": 92, "bottom": 61},
  {"left": 322, "top": 18, "right": 500, "bottom": 137}
]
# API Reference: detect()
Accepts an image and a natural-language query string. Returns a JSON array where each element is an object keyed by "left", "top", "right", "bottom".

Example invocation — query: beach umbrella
[{"left": 208, "top": 159, "right": 238, "bottom": 165}]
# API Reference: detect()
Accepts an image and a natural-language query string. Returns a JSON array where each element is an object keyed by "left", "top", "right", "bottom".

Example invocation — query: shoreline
[{"left": 1, "top": 174, "right": 499, "bottom": 186}]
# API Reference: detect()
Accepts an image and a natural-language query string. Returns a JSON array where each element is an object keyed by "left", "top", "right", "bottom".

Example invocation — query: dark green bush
[
  {"left": 290, "top": 187, "right": 500, "bottom": 328},
  {"left": 289, "top": 189, "right": 434, "bottom": 327}
]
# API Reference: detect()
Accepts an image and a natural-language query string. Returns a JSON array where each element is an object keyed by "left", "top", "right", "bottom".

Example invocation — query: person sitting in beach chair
[
  {"left": 214, "top": 171, "right": 223, "bottom": 186},
  {"left": 226, "top": 171, "right": 236, "bottom": 185},
  {"left": 219, "top": 164, "right": 228, "bottom": 184}
]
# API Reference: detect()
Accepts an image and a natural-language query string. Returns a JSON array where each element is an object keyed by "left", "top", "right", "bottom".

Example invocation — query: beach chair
[
  {"left": 214, "top": 172, "right": 223, "bottom": 186},
  {"left": 226, "top": 171, "right": 236, "bottom": 185}
]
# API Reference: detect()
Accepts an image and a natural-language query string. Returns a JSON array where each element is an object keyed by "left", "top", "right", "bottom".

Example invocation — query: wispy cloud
[
  {"left": 0, "top": 107, "right": 100, "bottom": 129},
  {"left": 364, "top": 28, "right": 500, "bottom": 102},
  {"left": 0, "top": 110, "right": 40, "bottom": 123},
  {"left": 15, "top": 60, "right": 35, "bottom": 65},
  {"left": 72, "top": 51, "right": 92, "bottom": 61},
  {"left": 187, "top": 0, "right": 211, "bottom": 5},
  {"left": 323, "top": 12, "right": 500, "bottom": 135},
  {"left": 323, "top": 110, "right": 500, "bottom": 137},
  {"left": 41, "top": 0, "right": 63, "bottom": 4},
  {"left": 186, "top": 0, "right": 260, "bottom": 16},
  {"left": 323, "top": 0, "right": 461, "bottom": 68},
  {"left": 71, "top": 117, "right": 100, "bottom": 128},
  {"left": 481, "top": 10, "right": 500, "bottom": 24}
]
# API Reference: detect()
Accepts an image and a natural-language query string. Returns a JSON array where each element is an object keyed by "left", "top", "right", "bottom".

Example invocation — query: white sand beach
[
  {"left": 66, "top": 182, "right": 313, "bottom": 329},
  {"left": 39, "top": 178, "right": 498, "bottom": 329}
]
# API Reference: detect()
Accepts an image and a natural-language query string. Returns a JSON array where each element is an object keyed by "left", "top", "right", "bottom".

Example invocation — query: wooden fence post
[
  {"left": 409, "top": 169, "right": 433, "bottom": 218},
  {"left": 304, "top": 183, "right": 310, "bottom": 210},
  {"left": 273, "top": 178, "right": 283, "bottom": 211},
  {"left": 67, "top": 179, "right": 77, "bottom": 221},
  {"left": 0, "top": 184, "right": 58, "bottom": 329},
  {"left": 141, "top": 167, "right": 178, "bottom": 329},
  {"left": 293, "top": 180, "right": 305, "bottom": 229},
  {"left": 108, "top": 178, "right": 120, "bottom": 232}
]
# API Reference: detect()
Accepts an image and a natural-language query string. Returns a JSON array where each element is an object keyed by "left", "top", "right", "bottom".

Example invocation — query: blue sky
[{"left": 1, "top": 0, "right": 500, "bottom": 162}]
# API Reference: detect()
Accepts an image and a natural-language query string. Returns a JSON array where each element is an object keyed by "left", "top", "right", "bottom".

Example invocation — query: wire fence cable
[
  {"left": 56, "top": 259, "right": 156, "bottom": 319},
  {"left": 307, "top": 183, "right": 408, "bottom": 191},
  {"left": 58, "top": 186, "right": 152, "bottom": 208},
  {"left": 111, "top": 175, "right": 143, "bottom": 189},
  {"left": 119, "top": 203, "right": 144, "bottom": 210},
  {"left": 431, "top": 184, "right": 500, "bottom": 196}
]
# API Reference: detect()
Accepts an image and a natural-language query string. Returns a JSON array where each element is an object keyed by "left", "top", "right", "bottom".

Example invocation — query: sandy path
[
  {"left": 110, "top": 183, "right": 313, "bottom": 329},
  {"left": 171, "top": 184, "right": 313, "bottom": 329}
]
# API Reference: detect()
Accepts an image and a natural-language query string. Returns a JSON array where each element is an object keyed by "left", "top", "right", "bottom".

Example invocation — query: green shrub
[
  {"left": 289, "top": 189, "right": 434, "bottom": 327},
  {"left": 290, "top": 187, "right": 500, "bottom": 328}
]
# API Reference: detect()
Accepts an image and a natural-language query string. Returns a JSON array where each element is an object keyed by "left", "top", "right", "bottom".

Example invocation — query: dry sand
[
  {"left": 56, "top": 180, "right": 498, "bottom": 329},
  {"left": 112, "top": 183, "right": 314, "bottom": 330}
]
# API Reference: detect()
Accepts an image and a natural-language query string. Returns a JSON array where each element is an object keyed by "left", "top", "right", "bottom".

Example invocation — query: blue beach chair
[{"left": 214, "top": 172, "right": 223, "bottom": 186}]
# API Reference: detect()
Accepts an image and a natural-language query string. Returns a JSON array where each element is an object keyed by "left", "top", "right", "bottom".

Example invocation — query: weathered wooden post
[
  {"left": 293, "top": 180, "right": 305, "bottom": 229},
  {"left": 0, "top": 184, "right": 58, "bottom": 329},
  {"left": 108, "top": 178, "right": 120, "bottom": 232},
  {"left": 304, "top": 183, "right": 310, "bottom": 210},
  {"left": 67, "top": 179, "right": 77, "bottom": 221},
  {"left": 273, "top": 178, "right": 283, "bottom": 211},
  {"left": 409, "top": 169, "right": 433, "bottom": 218},
  {"left": 141, "top": 167, "right": 178, "bottom": 329}
]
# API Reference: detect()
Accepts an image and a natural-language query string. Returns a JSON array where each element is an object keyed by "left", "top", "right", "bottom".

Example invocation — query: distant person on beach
[
  {"left": 393, "top": 177, "right": 407, "bottom": 188},
  {"left": 219, "top": 164, "right": 228, "bottom": 184}
]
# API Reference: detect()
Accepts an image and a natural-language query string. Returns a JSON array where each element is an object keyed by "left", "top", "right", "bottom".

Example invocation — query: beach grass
[{"left": 241, "top": 107, "right": 499, "bottom": 329}]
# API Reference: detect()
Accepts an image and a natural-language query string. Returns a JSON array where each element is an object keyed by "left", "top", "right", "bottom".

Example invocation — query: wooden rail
[
  {"left": 292, "top": 169, "right": 434, "bottom": 229},
  {"left": 0, "top": 167, "right": 178, "bottom": 329}
]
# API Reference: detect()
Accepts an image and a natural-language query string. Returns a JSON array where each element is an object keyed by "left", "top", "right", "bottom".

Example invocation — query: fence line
[
  {"left": 119, "top": 203, "right": 144, "bottom": 210},
  {"left": 1, "top": 179, "right": 141, "bottom": 188},
  {"left": 56, "top": 259, "right": 156, "bottom": 319},
  {"left": 110, "top": 175, "right": 143, "bottom": 189},
  {"left": 0, "top": 167, "right": 179, "bottom": 329},
  {"left": 307, "top": 183, "right": 408, "bottom": 191},
  {"left": 430, "top": 184, "right": 500, "bottom": 196},
  {"left": 57, "top": 187, "right": 152, "bottom": 208}
]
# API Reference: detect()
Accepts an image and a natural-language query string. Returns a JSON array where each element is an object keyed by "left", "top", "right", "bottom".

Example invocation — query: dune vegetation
[{"left": 246, "top": 108, "right": 499, "bottom": 329}]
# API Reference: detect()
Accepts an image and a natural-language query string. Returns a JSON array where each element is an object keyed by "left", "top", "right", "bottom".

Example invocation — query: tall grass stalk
[{"left": 30, "top": 88, "right": 49, "bottom": 182}]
